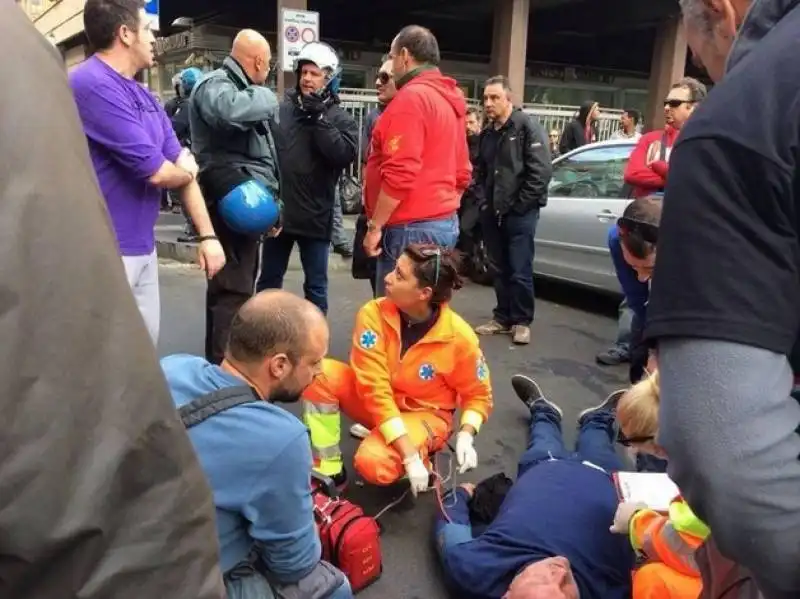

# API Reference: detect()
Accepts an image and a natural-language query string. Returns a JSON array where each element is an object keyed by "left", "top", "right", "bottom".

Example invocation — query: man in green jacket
[{"left": 190, "top": 29, "right": 281, "bottom": 365}]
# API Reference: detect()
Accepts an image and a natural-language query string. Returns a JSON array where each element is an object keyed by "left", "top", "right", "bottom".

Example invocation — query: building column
[
  {"left": 489, "top": 0, "right": 530, "bottom": 105},
  {"left": 276, "top": 0, "right": 307, "bottom": 97},
  {"left": 644, "top": 15, "right": 687, "bottom": 131}
]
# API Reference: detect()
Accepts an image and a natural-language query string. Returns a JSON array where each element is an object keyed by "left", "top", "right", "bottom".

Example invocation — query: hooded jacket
[
  {"left": 558, "top": 101, "right": 597, "bottom": 155},
  {"left": 363, "top": 67, "right": 472, "bottom": 226},
  {"left": 644, "top": 1, "right": 800, "bottom": 597}
]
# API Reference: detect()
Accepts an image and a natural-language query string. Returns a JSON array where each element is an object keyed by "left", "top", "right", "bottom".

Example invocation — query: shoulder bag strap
[{"left": 179, "top": 385, "right": 260, "bottom": 429}]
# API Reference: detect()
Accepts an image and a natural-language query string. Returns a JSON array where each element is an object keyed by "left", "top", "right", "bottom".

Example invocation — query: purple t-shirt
[{"left": 69, "top": 56, "right": 182, "bottom": 256}]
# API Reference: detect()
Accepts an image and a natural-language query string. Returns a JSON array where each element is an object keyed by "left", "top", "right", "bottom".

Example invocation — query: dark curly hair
[{"left": 403, "top": 243, "right": 464, "bottom": 304}]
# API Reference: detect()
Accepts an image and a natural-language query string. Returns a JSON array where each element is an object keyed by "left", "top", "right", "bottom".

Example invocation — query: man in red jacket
[
  {"left": 623, "top": 77, "right": 706, "bottom": 197},
  {"left": 363, "top": 25, "right": 471, "bottom": 296}
]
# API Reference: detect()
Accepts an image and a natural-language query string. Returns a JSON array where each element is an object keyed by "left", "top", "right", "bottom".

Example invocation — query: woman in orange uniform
[
  {"left": 611, "top": 371, "right": 709, "bottom": 599},
  {"left": 302, "top": 243, "right": 493, "bottom": 494}
]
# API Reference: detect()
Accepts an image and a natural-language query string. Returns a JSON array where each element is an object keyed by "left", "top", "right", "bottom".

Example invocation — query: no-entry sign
[{"left": 280, "top": 8, "right": 320, "bottom": 73}]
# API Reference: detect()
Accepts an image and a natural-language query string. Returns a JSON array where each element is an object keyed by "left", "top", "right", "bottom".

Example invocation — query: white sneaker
[{"left": 349, "top": 423, "right": 370, "bottom": 439}]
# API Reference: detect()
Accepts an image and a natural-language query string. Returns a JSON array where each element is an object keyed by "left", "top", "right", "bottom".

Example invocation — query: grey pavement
[
  {"left": 155, "top": 211, "right": 356, "bottom": 271},
  {"left": 157, "top": 262, "right": 627, "bottom": 599}
]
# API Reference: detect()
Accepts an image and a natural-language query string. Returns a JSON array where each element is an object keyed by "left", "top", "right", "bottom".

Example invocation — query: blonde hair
[{"left": 617, "top": 370, "right": 660, "bottom": 440}]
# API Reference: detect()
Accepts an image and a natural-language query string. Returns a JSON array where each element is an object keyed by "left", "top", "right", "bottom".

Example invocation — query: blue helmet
[
  {"left": 180, "top": 67, "right": 203, "bottom": 96},
  {"left": 218, "top": 180, "right": 280, "bottom": 236}
]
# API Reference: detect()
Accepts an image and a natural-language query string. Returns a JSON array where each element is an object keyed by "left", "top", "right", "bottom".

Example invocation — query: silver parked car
[{"left": 534, "top": 139, "right": 636, "bottom": 293}]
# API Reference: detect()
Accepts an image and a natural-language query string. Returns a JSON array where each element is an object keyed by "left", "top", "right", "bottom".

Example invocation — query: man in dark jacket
[
  {"left": 473, "top": 76, "right": 552, "bottom": 345},
  {"left": 558, "top": 100, "right": 598, "bottom": 155},
  {"left": 257, "top": 42, "right": 358, "bottom": 314},
  {"left": 0, "top": 7, "right": 224, "bottom": 598},
  {"left": 190, "top": 29, "right": 281, "bottom": 365},
  {"left": 647, "top": 0, "right": 800, "bottom": 597}
]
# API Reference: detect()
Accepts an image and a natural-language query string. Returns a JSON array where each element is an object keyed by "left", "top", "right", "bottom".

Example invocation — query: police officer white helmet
[{"left": 294, "top": 41, "right": 341, "bottom": 87}]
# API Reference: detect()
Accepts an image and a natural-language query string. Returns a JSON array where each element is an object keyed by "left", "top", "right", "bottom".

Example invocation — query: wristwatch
[{"left": 366, "top": 219, "right": 381, "bottom": 232}]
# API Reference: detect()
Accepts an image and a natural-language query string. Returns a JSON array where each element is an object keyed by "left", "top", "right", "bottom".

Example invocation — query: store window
[
  {"left": 524, "top": 84, "right": 614, "bottom": 108},
  {"left": 339, "top": 67, "right": 367, "bottom": 90},
  {"left": 454, "top": 77, "right": 477, "bottom": 100}
]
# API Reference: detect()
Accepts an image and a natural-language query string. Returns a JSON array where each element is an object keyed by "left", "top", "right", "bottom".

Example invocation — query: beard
[{"left": 268, "top": 385, "right": 303, "bottom": 405}]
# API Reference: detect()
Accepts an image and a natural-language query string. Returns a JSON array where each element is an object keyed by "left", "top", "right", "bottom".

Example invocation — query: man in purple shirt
[{"left": 69, "top": 0, "right": 225, "bottom": 343}]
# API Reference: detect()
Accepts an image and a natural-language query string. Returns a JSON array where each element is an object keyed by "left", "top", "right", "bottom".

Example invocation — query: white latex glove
[
  {"left": 455, "top": 431, "right": 478, "bottom": 474},
  {"left": 403, "top": 453, "right": 430, "bottom": 497},
  {"left": 610, "top": 501, "right": 648, "bottom": 534}
]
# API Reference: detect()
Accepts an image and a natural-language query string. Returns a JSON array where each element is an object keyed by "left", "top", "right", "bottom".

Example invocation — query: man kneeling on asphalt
[
  {"left": 161, "top": 290, "right": 353, "bottom": 599},
  {"left": 434, "top": 376, "right": 635, "bottom": 599}
]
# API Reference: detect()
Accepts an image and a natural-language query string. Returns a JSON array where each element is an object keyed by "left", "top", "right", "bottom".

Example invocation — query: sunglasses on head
[
  {"left": 664, "top": 99, "right": 695, "bottom": 108},
  {"left": 377, "top": 72, "right": 392, "bottom": 85},
  {"left": 617, "top": 216, "right": 659, "bottom": 245},
  {"left": 406, "top": 245, "right": 442, "bottom": 285}
]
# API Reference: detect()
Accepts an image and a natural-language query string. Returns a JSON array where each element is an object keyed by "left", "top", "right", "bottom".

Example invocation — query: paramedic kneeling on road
[
  {"left": 161, "top": 291, "right": 352, "bottom": 599},
  {"left": 303, "top": 244, "right": 493, "bottom": 494}
]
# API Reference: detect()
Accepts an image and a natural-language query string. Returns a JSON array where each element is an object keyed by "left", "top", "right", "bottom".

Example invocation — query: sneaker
[
  {"left": 512, "top": 324, "right": 531, "bottom": 345},
  {"left": 596, "top": 346, "right": 630, "bottom": 366},
  {"left": 332, "top": 244, "right": 354, "bottom": 258},
  {"left": 577, "top": 389, "right": 627, "bottom": 422},
  {"left": 511, "top": 374, "right": 563, "bottom": 418},
  {"left": 349, "top": 423, "right": 370, "bottom": 439},
  {"left": 475, "top": 320, "right": 511, "bottom": 335}
]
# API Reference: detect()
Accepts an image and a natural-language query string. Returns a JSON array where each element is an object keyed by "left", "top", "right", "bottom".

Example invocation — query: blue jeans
[
  {"left": 481, "top": 208, "right": 539, "bottom": 326},
  {"left": 257, "top": 234, "right": 330, "bottom": 314},
  {"left": 517, "top": 405, "right": 623, "bottom": 476},
  {"left": 374, "top": 214, "right": 459, "bottom": 297},
  {"left": 225, "top": 572, "right": 353, "bottom": 599}
]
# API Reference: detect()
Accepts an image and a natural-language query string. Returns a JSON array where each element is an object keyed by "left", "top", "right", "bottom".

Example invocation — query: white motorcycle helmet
[{"left": 294, "top": 41, "right": 342, "bottom": 88}]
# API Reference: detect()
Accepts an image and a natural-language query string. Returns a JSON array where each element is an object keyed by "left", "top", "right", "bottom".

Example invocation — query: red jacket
[
  {"left": 364, "top": 68, "right": 471, "bottom": 226},
  {"left": 623, "top": 125, "right": 680, "bottom": 198}
]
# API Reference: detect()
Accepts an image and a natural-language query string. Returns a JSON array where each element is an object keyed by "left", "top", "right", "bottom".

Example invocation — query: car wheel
[{"left": 468, "top": 234, "right": 493, "bottom": 287}]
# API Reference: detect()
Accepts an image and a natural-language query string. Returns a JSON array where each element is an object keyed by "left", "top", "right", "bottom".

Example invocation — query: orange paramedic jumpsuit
[
  {"left": 302, "top": 298, "right": 493, "bottom": 485},
  {"left": 630, "top": 497, "right": 709, "bottom": 599}
]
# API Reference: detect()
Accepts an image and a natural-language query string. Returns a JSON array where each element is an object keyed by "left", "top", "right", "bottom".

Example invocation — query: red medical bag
[{"left": 312, "top": 475, "right": 383, "bottom": 593}]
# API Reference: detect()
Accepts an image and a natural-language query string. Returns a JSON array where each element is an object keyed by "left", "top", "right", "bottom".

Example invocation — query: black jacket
[
  {"left": 274, "top": 90, "right": 359, "bottom": 240},
  {"left": 474, "top": 108, "right": 553, "bottom": 216},
  {"left": 170, "top": 97, "right": 191, "bottom": 147},
  {"left": 559, "top": 100, "right": 598, "bottom": 155}
]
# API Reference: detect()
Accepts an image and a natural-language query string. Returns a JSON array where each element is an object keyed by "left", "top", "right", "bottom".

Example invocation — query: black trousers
[
  {"left": 481, "top": 208, "right": 539, "bottom": 327},
  {"left": 205, "top": 211, "right": 259, "bottom": 365},
  {"left": 628, "top": 312, "right": 649, "bottom": 384},
  {"left": 200, "top": 167, "right": 260, "bottom": 365}
]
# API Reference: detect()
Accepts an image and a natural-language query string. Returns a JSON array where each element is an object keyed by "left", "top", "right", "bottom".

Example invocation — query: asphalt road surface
[{"left": 157, "top": 263, "right": 628, "bottom": 599}]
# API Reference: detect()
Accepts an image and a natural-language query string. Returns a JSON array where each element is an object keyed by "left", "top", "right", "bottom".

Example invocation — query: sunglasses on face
[
  {"left": 617, "top": 429, "right": 655, "bottom": 447},
  {"left": 377, "top": 72, "right": 392, "bottom": 85},
  {"left": 664, "top": 99, "right": 694, "bottom": 108},
  {"left": 617, "top": 216, "right": 659, "bottom": 244},
  {"left": 406, "top": 246, "right": 442, "bottom": 285}
]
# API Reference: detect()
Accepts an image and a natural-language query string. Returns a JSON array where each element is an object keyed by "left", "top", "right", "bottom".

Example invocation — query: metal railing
[{"left": 337, "top": 88, "right": 623, "bottom": 180}]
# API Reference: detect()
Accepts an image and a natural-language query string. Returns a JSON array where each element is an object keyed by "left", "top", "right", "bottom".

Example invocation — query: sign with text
[
  {"left": 144, "top": 0, "right": 159, "bottom": 31},
  {"left": 279, "top": 8, "right": 319, "bottom": 72}
]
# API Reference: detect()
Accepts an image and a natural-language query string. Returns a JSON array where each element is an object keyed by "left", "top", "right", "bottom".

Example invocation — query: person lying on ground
[
  {"left": 433, "top": 375, "right": 635, "bottom": 599},
  {"left": 302, "top": 243, "right": 493, "bottom": 496},
  {"left": 161, "top": 290, "right": 353, "bottom": 599},
  {"left": 611, "top": 371, "right": 708, "bottom": 599}
]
